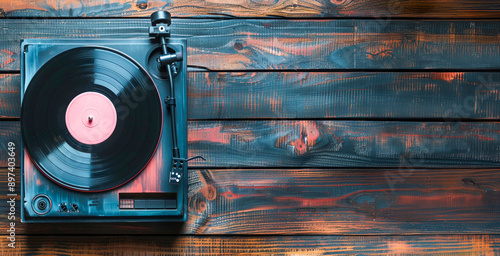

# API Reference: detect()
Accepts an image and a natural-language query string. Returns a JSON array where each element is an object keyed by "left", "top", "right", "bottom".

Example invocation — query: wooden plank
[
  {"left": 2, "top": 0, "right": 500, "bottom": 18},
  {"left": 0, "top": 122, "right": 19, "bottom": 167},
  {"left": 2, "top": 19, "right": 500, "bottom": 71},
  {"left": 4, "top": 72, "right": 500, "bottom": 120},
  {"left": 189, "top": 72, "right": 500, "bottom": 119},
  {"left": 2, "top": 235, "right": 500, "bottom": 255},
  {"left": 0, "top": 74, "right": 20, "bottom": 119},
  {"left": 2, "top": 167, "right": 500, "bottom": 234},
  {"left": 2, "top": 120, "right": 500, "bottom": 168},
  {"left": 187, "top": 120, "right": 500, "bottom": 168}
]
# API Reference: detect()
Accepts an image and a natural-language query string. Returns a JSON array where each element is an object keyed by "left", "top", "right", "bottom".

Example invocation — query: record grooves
[{"left": 21, "top": 47, "right": 163, "bottom": 192}]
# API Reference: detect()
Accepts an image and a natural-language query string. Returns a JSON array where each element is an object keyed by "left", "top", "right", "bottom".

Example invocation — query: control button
[
  {"left": 59, "top": 203, "right": 68, "bottom": 212},
  {"left": 32, "top": 194, "right": 52, "bottom": 215}
]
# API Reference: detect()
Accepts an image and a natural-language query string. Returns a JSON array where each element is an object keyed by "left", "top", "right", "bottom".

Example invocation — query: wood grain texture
[
  {"left": 0, "top": 122, "right": 19, "bottom": 167},
  {"left": 2, "top": 0, "right": 500, "bottom": 18},
  {"left": 1, "top": 167, "right": 500, "bottom": 234},
  {"left": 2, "top": 19, "right": 500, "bottom": 71},
  {"left": 0, "top": 74, "right": 20, "bottom": 119},
  {"left": 187, "top": 120, "right": 500, "bottom": 168},
  {"left": 1, "top": 235, "right": 500, "bottom": 255},
  {"left": 2, "top": 120, "right": 500, "bottom": 168},
  {"left": 4, "top": 72, "right": 500, "bottom": 120},
  {"left": 1, "top": 0, "right": 500, "bottom": 253},
  {"left": 189, "top": 72, "right": 500, "bottom": 119},
  {"left": 185, "top": 168, "right": 500, "bottom": 234}
]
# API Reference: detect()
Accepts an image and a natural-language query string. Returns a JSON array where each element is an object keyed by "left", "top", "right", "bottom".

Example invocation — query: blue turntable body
[{"left": 20, "top": 13, "right": 190, "bottom": 222}]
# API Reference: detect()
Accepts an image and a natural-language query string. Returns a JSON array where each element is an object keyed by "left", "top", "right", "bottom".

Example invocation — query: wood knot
[
  {"left": 202, "top": 185, "right": 217, "bottom": 201},
  {"left": 188, "top": 195, "right": 208, "bottom": 214},
  {"left": 462, "top": 178, "right": 476, "bottom": 185},
  {"left": 198, "top": 201, "right": 207, "bottom": 212},
  {"left": 234, "top": 42, "right": 243, "bottom": 50},
  {"left": 288, "top": 122, "right": 326, "bottom": 155},
  {"left": 462, "top": 178, "right": 481, "bottom": 189},
  {"left": 136, "top": 0, "right": 148, "bottom": 9}
]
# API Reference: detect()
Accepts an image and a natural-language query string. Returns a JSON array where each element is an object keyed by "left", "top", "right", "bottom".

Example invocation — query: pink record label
[{"left": 65, "top": 92, "right": 117, "bottom": 145}]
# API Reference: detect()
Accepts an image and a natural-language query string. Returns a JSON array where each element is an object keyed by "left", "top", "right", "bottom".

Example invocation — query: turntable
[{"left": 20, "top": 12, "right": 198, "bottom": 222}]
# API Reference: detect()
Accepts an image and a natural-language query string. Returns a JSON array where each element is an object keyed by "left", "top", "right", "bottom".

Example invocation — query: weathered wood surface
[
  {"left": 2, "top": 235, "right": 500, "bottom": 255},
  {"left": 2, "top": 19, "right": 500, "bottom": 71},
  {"left": 190, "top": 72, "right": 500, "bottom": 120},
  {"left": 3, "top": 72, "right": 500, "bottom": 120},
  {"left": 2, "top": 0, "right": 500, "bottom": 18},
  {"left": 2, "top": 121, "right": 500, "bottom": 168},
  {"left": 0, "top": 74, "right": 19, "bottom": 119},
  {"left": 2, "top": 1, "right": 500, "bottom": 251},
  {"left": 188, "top": 120, "right": 500, "bottom": 168},
  {"left": 0, "top": 122, "right": 19, "bottom": 166},
  {"left": 1, "top": 167, "right": 500, "bottom": 234}
]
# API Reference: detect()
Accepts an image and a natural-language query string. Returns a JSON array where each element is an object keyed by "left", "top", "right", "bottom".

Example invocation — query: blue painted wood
[
  {"left": 3, "top": 72, "right": 500, "bottom": 120},
  {"left": 1, "top": 19, "right": 500, "bottom": 71},
  {"left": 2, "top": 0, "right": 500, "bottom": 18}
]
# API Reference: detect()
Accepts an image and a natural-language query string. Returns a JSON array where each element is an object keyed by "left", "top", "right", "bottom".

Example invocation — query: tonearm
[{"left": 149, "top": 11, "right": 205, "bottom": 184}]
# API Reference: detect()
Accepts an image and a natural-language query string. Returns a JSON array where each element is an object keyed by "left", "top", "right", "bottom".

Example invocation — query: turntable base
[{"left": 21, "top": 39, "right": 187, "bottom": 222}]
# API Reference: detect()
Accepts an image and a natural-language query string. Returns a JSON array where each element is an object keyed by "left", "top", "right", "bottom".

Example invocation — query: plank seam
[{"left": 3, "top": 17, "right": 500, "bottom": 21}]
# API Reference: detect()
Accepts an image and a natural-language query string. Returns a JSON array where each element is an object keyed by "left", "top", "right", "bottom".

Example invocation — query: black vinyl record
[{"left": 21, "top": 47, "right": 163, "bottom": 192}]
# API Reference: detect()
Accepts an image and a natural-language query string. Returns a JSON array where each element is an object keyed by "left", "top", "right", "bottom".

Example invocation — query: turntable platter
[{"left": 21, "top": 47, "right": 163, "bottom": 192}]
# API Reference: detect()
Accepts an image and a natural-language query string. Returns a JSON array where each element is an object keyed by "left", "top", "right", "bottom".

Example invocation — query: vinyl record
[{"left": 21, "top": 46, "right": 163, "bottom": 192}]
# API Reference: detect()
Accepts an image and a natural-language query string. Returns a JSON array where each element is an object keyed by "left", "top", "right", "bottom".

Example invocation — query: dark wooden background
[{"left": 1, "top": 0, "right": 500, "bottom": 255}]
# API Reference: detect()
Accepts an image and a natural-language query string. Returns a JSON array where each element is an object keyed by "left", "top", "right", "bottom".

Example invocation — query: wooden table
[{"left": 1, "top": 0, "right": 500, "bottom": 254}]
